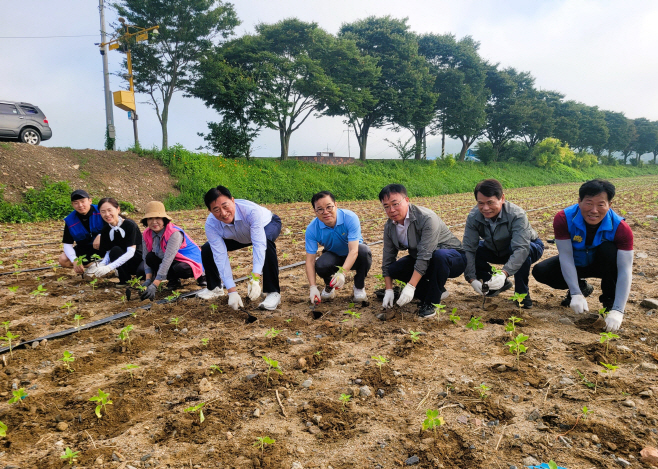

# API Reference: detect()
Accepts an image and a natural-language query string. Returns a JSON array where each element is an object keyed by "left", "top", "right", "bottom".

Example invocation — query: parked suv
[{"left": 0, "top": 100, "right": 52, "bottom": 145}]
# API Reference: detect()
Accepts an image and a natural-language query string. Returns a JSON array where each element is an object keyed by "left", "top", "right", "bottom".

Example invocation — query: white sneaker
[
  {"left": 321, "top": 287, "right": 336, "bottom": 301},
  {"left": 259, "top": 292, "right": 281, "bottom": 310},
  {"left": 353, "top": 286, "right": 367, "bottom": 301},
  {"left": 441, "top": 290, "right": 450, "bottom": 301},
  {"left": 197, "top": 287, "right": 224, "bottom": 300}
]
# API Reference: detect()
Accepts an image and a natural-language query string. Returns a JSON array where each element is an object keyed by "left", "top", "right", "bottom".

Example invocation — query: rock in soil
[
  {"left": 641, "top": 298, "right": 658, "bottom": 308},
  {"left": 198, "top": 378, "right": 212, "bottom": 393},
  {"left": 622, "top": 399, "right": 636, "bottom": 407},
  {"left": 522, "top": 456, "right": 540, "bottom": 466},
  {"left": 359, "top": 386, "right": 372, "bottom": 397},
  {"left": 404, "top": 455, "right": 420, "bottom": 465},
  {"left": 641, "top": 447, "right": 658, "bottom": 464}
]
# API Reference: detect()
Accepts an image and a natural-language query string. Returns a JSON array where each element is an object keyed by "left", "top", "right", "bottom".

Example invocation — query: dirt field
[{"left": 1, "top": 176, "right": 657, "bottom": 469}]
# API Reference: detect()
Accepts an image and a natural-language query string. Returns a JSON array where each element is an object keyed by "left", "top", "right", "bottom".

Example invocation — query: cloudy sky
[{"left": 1, "top": 0, "right": 657, "bottom": 158}]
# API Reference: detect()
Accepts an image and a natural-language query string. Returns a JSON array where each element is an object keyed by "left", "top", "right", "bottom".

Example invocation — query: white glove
[
  {"left": 569, "top": 294, "right": 589, "bottom": 314},
  {"left": 486, "top": 272, "right": 507, "bottom": 290},
  {"left": 471, "top": 280, "right": 483, "bottom": 295},
  {"left": 382, "top": 289, "right": 395, "bottom": 308},
  {"left": 228, "top": 292, "right": 244, "bottom": 310},
  {"left": 94, "top": 265, "right": 113, "bottom": 278},
  {"left": 309, "top": 286, "right": 322, "bottom": 305},
  {"left": 330, "top": 272, "right": 346, "bottom": 289},
  {"left": 83, "top": 261, "right": 100, "bottom": 280},
  {"left": 247, "top": 278, "right": 261, "bottom": 301},
  {"left": 396, "top": 284, "right": 416, "bottom": 307},
  {"left": 605, "top": 310, "right": 624, "bottom": 332}
]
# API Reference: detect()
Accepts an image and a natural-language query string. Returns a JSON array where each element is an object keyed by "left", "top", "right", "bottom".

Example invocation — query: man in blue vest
[
  {"left": 532, "top": 179, "right": 633, "bottom": 332},
  {"left": 57, "top": 189, "right": 107, "bottom": 274}
]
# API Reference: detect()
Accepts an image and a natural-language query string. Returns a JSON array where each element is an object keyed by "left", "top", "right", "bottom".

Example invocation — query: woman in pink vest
[{"left": 139, "top": 201, "right": 206, "bottom": 300}]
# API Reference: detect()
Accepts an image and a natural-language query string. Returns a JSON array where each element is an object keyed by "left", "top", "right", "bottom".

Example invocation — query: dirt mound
[{"left": 0, "top": 142, "right": 178, "bottom": 211}]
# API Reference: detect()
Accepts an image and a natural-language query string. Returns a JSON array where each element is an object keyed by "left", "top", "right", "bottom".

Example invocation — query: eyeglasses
[
  {"left": 382, "top": 201, "right": 402, "bottom": 212},
  {"left": 315, "top": 205, "right": 335, "bottom": 214}
]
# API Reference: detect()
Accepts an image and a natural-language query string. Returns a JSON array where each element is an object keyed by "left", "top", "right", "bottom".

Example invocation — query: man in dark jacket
[{"left": 462, "top": 179, "right": 544, "bottom": 308}]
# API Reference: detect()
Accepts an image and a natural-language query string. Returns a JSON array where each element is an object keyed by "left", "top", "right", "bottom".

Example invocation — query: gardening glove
[
  {"left": 309, "top": 286, "right": 322, "bottom": 305},
  {"left": 247, "top": 278, "right": 262, "bottom": 301},
  {"left": 382, "top": 289, "right": 395, "bottom": 308},
  {"left": 569, "top": 294, "right": 589, "bottom": 314},
  {"left": 94, "top": 265, "right": 112, "bottom": 278},
  {"left": 470, "top": 280, "right": 483, "bottom": 295},
  {"left": 140, "top": 283, "right": 157, "bottom": 301},
  {"left": 485, "top": 272, "right": 507, "bottom": 290},
  {"left": 604, "top": 310, "right": 624, "bottom": 332},
  {"left": 329, "top": 272, "right": 346, "bottom": 289},
  {"left": 396, "top": 284, "right": 416, "bottom": 307},
  {"left": 141, "top": 278, "right": 153, "bottom": 288},
  {"left": 228, "top": 292, "right": 243, "bottom": 310}
]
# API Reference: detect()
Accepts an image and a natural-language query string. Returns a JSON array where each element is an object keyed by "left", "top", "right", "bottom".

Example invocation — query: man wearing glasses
[
  {"left": 305, "top": 191, "right": 372, "bottom": 303},
  {"left": 380, "top": 184, "right": 465, "bottom": 319},
  {"left": 198, "top": 185, "right": 282, "bottom": 311}
]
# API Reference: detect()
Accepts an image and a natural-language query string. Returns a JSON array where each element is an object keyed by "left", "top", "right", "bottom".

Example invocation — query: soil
[{"left": 0, "top": 176, "right": 658, "bottom": 468}]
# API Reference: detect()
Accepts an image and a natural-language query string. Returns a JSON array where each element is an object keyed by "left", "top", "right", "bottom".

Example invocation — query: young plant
[
  {"left": 466, "top": 316, "right": 484, "bottom": 331},
  {"left": 90, "top": 254, "right": 103, "bottom": 263},
  {"left": 253, "top": 436, "right": 275, "bottom": 456},
  {"left": 371, "top": 355, "right": 389, "bottom": 378},
  {"left": 89, "top": 278, "right": 98, "bottom": 292},
  {"left": 262, "top": 355, "right": 282, "bottom": 385},
  {"left": 506, "top": 333, "right": 529, "bottom": 365},
  {"left": 449, "top": 308, "right": 460, "bottom": 324},
  {"left": 576, "top": 369, "right": 597, "bottom": 389},
  {"left": 30, "top": 284, "right": 47, "bottom": 302},
  {"left": 598, "top": 307, "right": 609, "bottom": 318},
  {"left": 201, "top": 338, "right": 210, "bottom": 347},
  {"left": 373, "top": 273, "right": 386, "bottom": 289},
  {"left": 548, "top": 462, "right": 558, "bottom": 469},
  {"left": 1, "top": 321, "right": 10, "bottom": 333},
  {"left": 394, "top": 279, "right": 407, "bottom": 289},
  {"left": 74, "top": 255, "right": 87, "bottom": 272},
  {"left": 7, "top": 286, "right": 18, "bottom": 293},
  {"left": 422, "top": 409, "right": 444, "bottom": 437},
  {"left": 60, "top": 301, "right": 74, "bottom": 314},
  {"left": 184, "top": 402, "right": 205, "bottom": 424},
  {"left": 0, "top": 420, "right": 6, "bottom": 437},
  {"left": 120, "top": 295, "right": 126, "bottom": 304},
  {"left": 1, "top": 331, "right": 20, "bottom": 357},
  {"left": 73, "top": 314, "right": 84, "bottom": 329},
  {"left": 60, "top": 447, "right": 80, "bottom": 465},
  {"left": 509, "top": 292, "right": 527, "bottom": 308},
  {"left": 89, "top": 389, "right": 112, "bottom": 418},
  {"left": 57, "top": 276, "right": 66, "bottom": 282},
  {"left": 477, "top": 383, "right": 491, "bottom": 399},
  {"left": 491, "top": 265, "right": 503, "bottom": 276},
  {"left": 209, "top": 303, "right": 218, "bottom": 315},
  {"left": 431, "top": 303, "right": 446, "bottom": 323},
  {"left": 122, "top": 364, "right": 139, "bottom": 379},
  {"left": 265, "top": 327, "right": 282, "bottom": 344},
  {"left": 409, "top": 330, "right": 421, "bottom": 343},
  {"left": 581, "top": 405, "right": 593, "bottom": 420},
  {"left": 339, "top": 393, "right": 351, "bottom": 410},
  {"left": 600, "top": 362, "right": 619, "bottom": 376},
  {"left": 127, "top": 277, "right": 144, "bottom": 291},
  {"left": 505, "top": 316, "right": 522, "bottom": 336},
  {"left": 8, "top": 388, "right": 27, "bottom": 405},
  {"left": 170, "top": 317, "right": 181, "bottom": 328},
  {"left": 118, "top": 325, "right": 134, "bottom": 345},
  {"left": 209, "top": 364, "right": 223, "bottom": 375},
  {"left": 59, "top": 351, "right": 75, "bottom": 372},
  {"left": 165, "top": 290, "right": 181, "bottom": 302},
  {"left": 342, "top": 308, "right": 361, "bottom": 330},
  {"left": 284, "top": 318, "right": 292, "bottom": 323},
  {"left": 599, "top": 332, "right": 619, "bottom": 357}
]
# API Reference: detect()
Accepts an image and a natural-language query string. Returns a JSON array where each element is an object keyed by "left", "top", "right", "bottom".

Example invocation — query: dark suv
[{"left": 0, "top": 100, "right": 52, "bottom": 145}]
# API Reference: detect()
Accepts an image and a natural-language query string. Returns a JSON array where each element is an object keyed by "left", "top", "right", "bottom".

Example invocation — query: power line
[{"left": 0, "top": 34, "right": 98, "bottom": 39}]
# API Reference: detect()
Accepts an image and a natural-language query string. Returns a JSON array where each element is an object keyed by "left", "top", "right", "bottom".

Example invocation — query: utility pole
[
  {"left": 343, "top": 124, "right": 352, "bottom": 158},
  {"left": 98, "top": 0, "right": 115, "bottom": 150}
]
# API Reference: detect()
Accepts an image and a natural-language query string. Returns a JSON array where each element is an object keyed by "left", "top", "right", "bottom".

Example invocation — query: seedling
[
  {"left": 581, "top": 406, "right": 593, "bottom": 420},
  {"left": 394, "top": 279, "right": 407, "bottom": 289},
  {"left": 127, "top": 277, "right": 145, "bottom": 292},
  {"left": 431, "top": 303, "right": 446, "bottom": 323},
  {"left": 209, "top": 364, "right": 223, "bottom": 374},
  {"left": 8, "top": 388, "right": 27, "bottom": 405},
  {"left": 253, "top": 436, "right": 275, "bottom": 456},
  {"left": 576, "top": 369, "right": 596, "bottom": 389},
  {"left": 509, "top": 292, "right": 527, "bottom": 308},
  {"left": 265, "top": 327, "right": 282, "bottom": 343},
  {"left": 30, "top": 284, "right": 47, "bottom": 302},
  {"left": 598, "top": 307, "right": 608, "bottom": 317},
  {"left": 449, "top": 308, "right": 460, "bottom": 324},
  {"left": 599, "top": 332, "right": 619, "bottom": 356},
  {"left": 491, "top": 265, "right": 503, "bottom": 276},
  {"left": 74, "top": 255, "right": 87, "bottom": 273},
  {"left": 60, "top": 447, "right": 80, "bottom": 465},
  {"left": 342, "top": 308, "right": 361, "bottom": 330},
  {"left": 7, "top": 286, "right": 18, "bottom": 293},
  {"left": 371, "top": 355, "right": 389, "bottom": 378},
  {"left": 184, "top": 402, "right": 205, "bottom": 424},
  {"left": 422, "top": 409, "right": 444, "bottom": 437},
  {"left": 90, "top": 254, "right": 103, "bottom": 263},
  {"left": 170, "top": 317, "right": 181, "bottom": 328},
  {"left": 122, "top": 364, "right": 139, "bottom": 379},
  {"left": 505, "top": 316, "right": 522, "bottom": 336},
  {"left": 201, "top": 338, "right": 210, "bottom": 347},
  {"left": 165, "top": 290, "right": 181, "bottom": 302},
  {"left": 282, "top": 253, "right": 289, "bottom": 260},
  {"left": 478, "top": 383, "right": 491, "bottom": 400},
  {"left": 506, "top": 333, "right": 529, "bottom": 365},
  {"left": 61, "top": 301, "right": 74, "bottom": 314},
  {"left": 373, "top": 273, "right": 386, "bottom": 289},
  {"left": 599, "top": 362, "right": 619, "bottom": 376},
  {"left": 89, "top": 278, "right": 98, "bottom": 292},
  {"left": 57, "top": 276, "right": 66, "bottom": 282},
  {"left": 262, "top": 355, "right": 282, "bottom": 385},
  {"left": 409, "top": 330, "right": 421, "bottom": 343},
  {"left": 59, "top": 351, "right": 75, "bottom": 372},
  {"left": 210, "top": 304, "right": 218, "bottom": 315},
  {"left": 118, "top": 325, "right": 134, "bottom": 345},
  {"left": 1, "top": 331, "right": 20, "bottom": 357},
  {"left": 120, "top": 295, "right": 126, "bottom": 303},
  {"left": 548, "top": 461, "right": 558, "bottom": 469},
  {"left": 466, "top": 316, "right": 484, "bottom": 331},
  {"left": 89, "top": 389, "right": 112, "bottom": 418},
  {"left": 339, "top": 393, "right": 351, "bottom": 410},
  {"left": 0, "top": 420, "right": 6, "bottom": 437},
  {"left": 314, "top": 350, "right": 322, "bottom": 356},
  {"left": 73, "top": 314, "right": 84, "bottom": 329},
  {"left": 1, "top": 321, "right": 10, "bottom": 333},
  {"left": 284, "top": 318, "right": 292, "bottom": 323}
]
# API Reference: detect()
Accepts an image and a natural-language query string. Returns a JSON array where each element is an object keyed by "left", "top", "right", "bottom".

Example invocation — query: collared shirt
[
  {"left": 485, "top": 211, "right": 503, "bottom": 231},
  {"left": 305, "top": 209, "right": 363, "bottom": 257},
  {"left": 205, "top": 199, "right": 273, "bottom": 290},
  {"left": 395, "top": 210, "right": 410, "bottom": 248}
]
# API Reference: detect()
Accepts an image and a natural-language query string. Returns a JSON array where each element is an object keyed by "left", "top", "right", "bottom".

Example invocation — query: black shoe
[
  {"left": 560, "top": 279, "right": 594, "bottom": 306},
  {"left": 196, "top": 275, "right": 207, "bottom": 288},
  {"left": 486, "top": 279, "right": 513, "bottom": 297},
  {"left": 416, "top": 303, "right": 437, "bottom": 319}
]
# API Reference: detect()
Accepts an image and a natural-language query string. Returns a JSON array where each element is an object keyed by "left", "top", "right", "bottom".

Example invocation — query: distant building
[{"left": 316, "top": 151, "right": 335, "bottom": 157}]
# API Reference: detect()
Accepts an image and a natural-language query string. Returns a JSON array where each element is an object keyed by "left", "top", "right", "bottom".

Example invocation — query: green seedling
[
  {"left": 548, "top": 461, "right": 558, "bottom": 469},
  {"left": 449, "top": 308, "right": 460, "bottom": 324},
  {"left": 599, "top": 332, "right": 619, "bottom": 356},
  {"left": 342, "top": 308, "right": 361, "bottom": 330},
  {"left": 581, "top": 405, "right": 593, "bottom": 420},
  {"left": 371, "top": 355, "right": 389, "bottom": 378},
  {"left": 599, "top": 362, "right": 619, "bottom": 376},
  {"left": 262, "top": 355, "right": 282, "bottom": 385},
  {"left": 127, "top": 277, "right": 144, "bottom": 291},
  {"left": 253, "top": 436, "right": 275, "bottom": 456},
  {"left": 60, "top": 447, "right": 80, "bottom": 465},
  {"left": 314, "top": 350, "right": 322, "bottom": 356},
  {"left": 491, "top": 265, "right": 503, "bottom": 276},
  {"left": 122, "top": 364, "right": 139, "bottom": 379},
  {"left": 73, "top": 314, "right": 84, "bottom": 329},
  {"left": 89, "top": 389, "right": 112, "bottom": 418},
  {"left": 201, "top": 338, "right": 210, "bottom": 347},
  {"left": 265, "top": 327, "right": 282, "bottom": 343},
  {"left": 118, "top": 325, "right": 134, "bottom": 345},
  {"left": 1, "top": 331, "right": 20, "bottom": 357},
  {"left": 89, "top": 278, "right": 98, "bottom": 292},
  {"left": 505, "top": 316, "right": 522, "bottom": 336},
  {"left": 576, "top": 369, "right": 596, "bottom": 389},
  {"left": 8, "top": 388, "right": 27, "bottom": 405},
  {"left": 509, "top": 292, "right": 527, "bottom": 308},
  {"left": 394, "top": 279, "right": 407, "bottom": 289},
  {"left": 466, "top": 316, "right": 484, "bottom": 331},
  {"left": 598, "top": 307, "right": 608, "bottom": 317},
  {"left": 478, "top": 383, "right": 491, "bottom": 399},
  {"left": 0, "top": 420, "right": 6, "bottom": 437},
  {"left": 339, "top": 393, "right": 351, "bottom": 410},
  {"left": 30, "top": 284, "right": 47, "bottom": 302},
  {"left": 74, "top": 255, "right": 87, "bottom": 271},
  {"left": 373, "top": 273, "right": 386, "bottom": 289},
  {"left": 7, "top": 286, "right": 18, "bottom": 293},
  {"left": 249, "top": 272, "right": 259, "bottom": 282},
  {"left": 431, "top": 303, "right": 446, "bottom": 323},
  {"left": 209, "top": 364, "right": 223, "bottom": 374},
  {"left": 90, "top": 254, "right": 103, "bottom": 262},
  {"left": 1, "top": 321, "right": 10, "bottom": 333},
  {"left": 165, "top": 290, "right": 181, "bottom": 302},
  {"left": 422, "top": 409, "right": 444, "bottom": 437},
  {"left": 506, "top": 333, "right": 529, "bottom": 365},
  {"left": 61, "top": 301, "right": 74, "bottom": 314},
  {"left": 170, "top": 317, "right": 180, "bottom": 328},
  {"left": 284, "top": 318, "right": 292, "bottom": 323},
  {"left": 184, "top": 402, "right": 205, "bottom": 423},
  {"left": 409, "top": 330, "right": 421, "bottom": 343},
  {"left": 210, "top": 303, "right": 218, "bottom": 315},
  {"left": 120, "top": 295, "right": 126, "bottom": 303},
  {"left": 57, "top": 276, "right": 66, "bottom": 282},
  {"left": 157, "top": 282, "right": 165, "bottom": 292},
  {"left": 59, "top": 351, "right": 75, "bottom": 372}
]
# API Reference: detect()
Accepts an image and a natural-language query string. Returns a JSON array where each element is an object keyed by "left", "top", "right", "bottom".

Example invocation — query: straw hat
[{"left": 141, "top": 201, "right": 172, "bottom": 224}]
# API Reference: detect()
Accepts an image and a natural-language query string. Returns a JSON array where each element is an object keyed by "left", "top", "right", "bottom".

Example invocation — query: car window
[
  {"left": 0, "top": 104, "right": 19, "bottom": 115},
  {"left": 20, "top": 106, "right": 39, "bottom": 115}
]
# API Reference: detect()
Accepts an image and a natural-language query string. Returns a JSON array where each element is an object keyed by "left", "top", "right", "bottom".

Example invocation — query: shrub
[
  {"left": 532, "top": 138, "right": 575, "bottom": 168},
  {"left": 572, "top": 151, "right": 598, "bottom": 169}
]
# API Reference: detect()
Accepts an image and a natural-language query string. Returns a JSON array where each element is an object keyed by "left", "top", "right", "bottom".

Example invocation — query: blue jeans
[{"left": 474, "top": 238, "right": 544, "bottom": 295}]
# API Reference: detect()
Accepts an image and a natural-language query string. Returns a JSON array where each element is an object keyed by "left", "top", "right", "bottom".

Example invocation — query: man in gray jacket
[
  {"left": 462, "top": 179, "right": 544, "bottom": 308},
  {"left": 380, "top": 184, "right": 465, "bottom": 319}
]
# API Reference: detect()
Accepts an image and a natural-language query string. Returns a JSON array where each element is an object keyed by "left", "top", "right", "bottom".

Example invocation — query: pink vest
[{"left": 143, "top": 223, "right": 204, "bottom": 279}]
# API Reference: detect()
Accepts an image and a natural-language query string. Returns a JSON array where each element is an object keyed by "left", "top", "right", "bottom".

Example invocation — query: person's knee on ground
[
  {"left": 108, "top": 245, "right": 125, "bottom": 263},
  {"left": 58, "top": 251, "right": 73, "bottom": 268}
]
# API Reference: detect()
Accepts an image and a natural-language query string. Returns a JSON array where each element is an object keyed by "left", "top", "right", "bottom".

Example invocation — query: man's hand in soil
[
  {"left": 73, "top": 264, "right": 85, "bottom": 275},
  {"left": 486, "top": 272, "right": 506, "bottom": 290},
  {"left": 140, "top": 284, "right": 157, "bottom": 301},
  {"left": 396, "top": 284, "right": 416, "bottom": 307},
  {"left": 382, "top": 289, "right": 395, "bottom": 308},
  {"left": 470, "top": 280, "right": 483, "bottom": 295},
  {"left": 605, "top": 310, "right": 623, "bottom": 332},
  {"left": 228, "top": 292, "right": 244, "bottom": 310},
  {"left": 329, "top": 272, "right": 345, "bottom": 289},
  {"left": 309, "top": 286, "right": 321, "bottom": 305},
  {"left": 569, "top": 294, "right": 589, "bottom": 314},
  {"left": 94, "top": 265, "right": 112, "bottom": 278}
]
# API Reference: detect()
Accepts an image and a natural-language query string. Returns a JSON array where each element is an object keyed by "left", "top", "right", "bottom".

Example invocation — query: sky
[{"left": 1, "top": 0, "right": 657, "bottom": 159}]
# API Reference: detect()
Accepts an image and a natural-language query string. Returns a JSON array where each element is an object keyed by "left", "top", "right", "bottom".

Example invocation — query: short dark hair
[
  {"left": 141, "top": 217, "right": 170, "bottom": 228},
  {"left": 379, "top": 184, "right": 408, "bottom": 202},
  {"left": 204, "top": 185, "right": 233, "bottom": 210},
  {"left": 579, "top": 179, "right": 615, "bottom": 202},
  {"left": 311, "top": 191, "right": 335, "bottom": 208},
  {"left": 474, "top": 179, "right": 504, "bottom": 200}
]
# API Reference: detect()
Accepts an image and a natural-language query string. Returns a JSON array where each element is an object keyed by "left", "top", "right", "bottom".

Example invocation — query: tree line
[{"left": 115, "top": 1, "right": 658, "bottom": 164}]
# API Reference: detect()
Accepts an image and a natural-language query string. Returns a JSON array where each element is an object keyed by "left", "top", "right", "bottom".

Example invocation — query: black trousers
[
  {"left": 387, "top": 249, "right": 467, "bottom": 304},
  {"left": 532, "top": 240, "right": 617, "bottom": 307},
  {"left": 474, "top": 238, "right": 545, "bottom": 296},
  {"left": 201, "top": 214, "right": 282, "bottom": 293},
  {"left": 108, "top": 246, "right": 145, "bottom": 284},
  {"left": 315, "top": 244, "right": 372, "bottom": 289},
  {"left": 145, "top": 251, "right": 194, "bottom": 283}
]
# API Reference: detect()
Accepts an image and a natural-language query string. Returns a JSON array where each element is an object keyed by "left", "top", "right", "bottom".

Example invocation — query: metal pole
[
  {"left": 125, "top": 44, "right": 139, "bottom": 148},
  {"left": 99, "top": 0, "right": 115, "bottom": 150}
]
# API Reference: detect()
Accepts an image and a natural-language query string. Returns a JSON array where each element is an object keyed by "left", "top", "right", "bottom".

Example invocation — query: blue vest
[
  {"left": 64, "top": 205, "right": 105, "bottom": 244},
  {"left": 564, "top": 203, "right": 623, "bottom": 267}
]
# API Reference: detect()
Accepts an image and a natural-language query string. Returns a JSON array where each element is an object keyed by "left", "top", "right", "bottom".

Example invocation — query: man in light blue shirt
[
  {"left": 305, "top": 191, "right": 372, "bottom": 303},
  {"left": 198, "top": 185, "right": 282, "bottom": 311}
]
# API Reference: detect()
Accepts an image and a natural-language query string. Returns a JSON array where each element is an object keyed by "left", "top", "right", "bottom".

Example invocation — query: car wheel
[{"left": 20, "top": 128, "right": 41, "bottom": 145}]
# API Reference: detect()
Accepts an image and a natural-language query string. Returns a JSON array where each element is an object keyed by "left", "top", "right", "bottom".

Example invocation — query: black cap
[{"left": 71, "top": 189, "right": 91, "bottom": 201}]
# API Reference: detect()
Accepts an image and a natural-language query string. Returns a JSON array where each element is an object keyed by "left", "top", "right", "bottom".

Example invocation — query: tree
[
  {"left": 519, "top": 89, "right": 556, "bottom": 150},
  {"left": 602, "top": 111, "right": 633, "bottom": 163},
  {"left": 633, "top": 117, "right": 658, "bottom": 165},
  {"left": 551, "top": 99, "right": 580, "bottom": 149},
  {"left": 574, "top": 104, "right": 608, "bottom": 154},
  {"left": 114, "top": 0, "right": 239, "bottom": 150},
  {"left": 620, "top": 120, "right": 638, "bottom": 165},
  {"left": 652, "top": 121, "right": 658, "bottom": 164}
]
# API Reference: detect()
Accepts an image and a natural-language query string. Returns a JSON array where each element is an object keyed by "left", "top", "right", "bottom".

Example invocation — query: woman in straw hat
[{"left": 139, "top": 201, "right": 206, "bottom": 301}]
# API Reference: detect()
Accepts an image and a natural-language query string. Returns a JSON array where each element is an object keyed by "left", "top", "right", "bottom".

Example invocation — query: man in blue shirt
[
  {"left": 305, "top": 191, "right": 372, "bottom": 303},
  {"left": 198, "top": 185, "right": 282, "bottom": 311}
]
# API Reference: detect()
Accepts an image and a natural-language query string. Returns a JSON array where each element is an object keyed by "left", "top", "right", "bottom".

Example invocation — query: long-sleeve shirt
[
  {"left": 142, "top": 230, "right": 183, "bottom": 281},
  {"left": 205, "top": 199, "right": 273, "bottom": 290}
]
